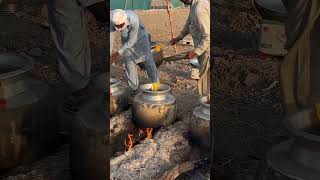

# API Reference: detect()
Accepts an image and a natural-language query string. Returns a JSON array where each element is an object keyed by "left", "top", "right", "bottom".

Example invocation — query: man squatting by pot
[
  {"left": 47, "top": 0, "right": 107, "bottom": 111},
  {"left": 110, "top": 9, "right": 159, "bottom": 95},
  {"left": 280, "top": 0, "right": 320, "bottom": 114},
  {"left": 171, "top": 0, "right": 210, "bottom": 97}
]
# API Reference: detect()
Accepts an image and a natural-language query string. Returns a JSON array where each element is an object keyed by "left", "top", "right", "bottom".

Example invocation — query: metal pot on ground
[
  {"left": 0, "top": 54, "right": 62, "bottom": 170},
  {"left": 70, "top": 94, "right": 108, "bottom": 180},
  {"left": 132, "top": 83, "right": 177, "bottom": 128},
  {"left": 110, "top": 78, "right": 128, "bottom": 116},
  {"left": 267, "top": 108, "right": 320, "bottom": 180},
  {"left": 189, "top": 96, "right": 210, "bottom": 149}
]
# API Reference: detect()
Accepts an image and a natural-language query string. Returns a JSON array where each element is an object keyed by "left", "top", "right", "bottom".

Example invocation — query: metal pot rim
[
  {"left": 110, "top": 78, "right": 121, "bottom": 88},
  {"left": 284, "top": 108, "right": 320, "bottom": 143},
  {"left": 0, "top": 54, "right": 33, "bottom": 80},
  {"left": 140, "top": 83, "right": 171, "bottom": 94}
]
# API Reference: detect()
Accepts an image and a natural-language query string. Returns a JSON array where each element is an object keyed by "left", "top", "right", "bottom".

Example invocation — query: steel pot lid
[
  {"left": 190, "top": 58, "right": 200, "bottom": 68},
  {"left": 255, "top": 0, "right": 287, "bottom": 14},
  {"left": 0, "top": 54, "right": 33, "bottom": 80}
]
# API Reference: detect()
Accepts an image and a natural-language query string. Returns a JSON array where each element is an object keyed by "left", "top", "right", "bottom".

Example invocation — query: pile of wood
[
  {"left": 110, "top": 109, "right": 134, "bottom": 154},
  {"left": 110, "top": 121, "right": 191, "bottom": 179}
]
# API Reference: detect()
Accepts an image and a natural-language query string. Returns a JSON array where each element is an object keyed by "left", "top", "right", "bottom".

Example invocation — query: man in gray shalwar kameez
[
  {"left": 110, "top": 9, "right": 159, "bottom": 93},
  {"left": 47, "top": 0, "right": 106, "bottom": 110}
]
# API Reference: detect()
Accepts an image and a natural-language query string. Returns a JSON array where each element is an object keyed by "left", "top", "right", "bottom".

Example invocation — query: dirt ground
[{"left": 0, "top": 0, "right": 292, "bottom": 180}]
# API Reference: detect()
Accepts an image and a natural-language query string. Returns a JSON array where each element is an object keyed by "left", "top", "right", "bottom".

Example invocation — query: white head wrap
[{"left": 111, "top": 9, "right": 128, "bottom": 31}]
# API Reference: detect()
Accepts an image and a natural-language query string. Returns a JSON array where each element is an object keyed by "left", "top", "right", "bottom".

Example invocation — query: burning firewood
[
  {"left": 110, "top": 121, "right": 191, "bottom": 180},
  {"left": 124, "top": 128, "right": 154, "bottom": 152},
  {"left": 110, "top": 109, "right": 134, "bottom": 153}
]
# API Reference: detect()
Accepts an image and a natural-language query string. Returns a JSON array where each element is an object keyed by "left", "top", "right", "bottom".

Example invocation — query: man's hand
[
  {"left": 185, "top": 51, "right": 197, "bottom": 59},
  {"left": 111, "top": 52, "right": 119, "bottom": 64},
  {"left": 170, "top": 37, "right": 181, "bottom": 45}
]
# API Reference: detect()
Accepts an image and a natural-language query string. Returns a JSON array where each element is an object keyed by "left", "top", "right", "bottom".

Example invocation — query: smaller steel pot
[
  {"left": 190, "top": 58, "right": 200, "bottom": 68},
  {"left": 189, "top": 96, "right": 210, "bottom": 149},
  {"left": 132, "top": 83, "right": 177, "bottom": 128},
  {"left": 110, "top": 78, "right": 129, "bottom": 116}
]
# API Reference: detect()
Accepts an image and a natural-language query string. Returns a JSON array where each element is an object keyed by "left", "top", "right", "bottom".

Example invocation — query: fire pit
[
  {"left": 110, "top": 100, "right": 209, "bottom": 179},
  {"left": 110, "top": 78, "right": 128, "bottom": 116},
  {"left": 189, "top": 96, "right": 210, "bottom": 149},
  {"left": 0, "top": 54, "right": 62, "bottom": 171},
  {"left": 132, "top": 83, "right": 177, "bottom": 128},
  {"left": 267, "top": 108, "right": 320, "bottom": 180}
]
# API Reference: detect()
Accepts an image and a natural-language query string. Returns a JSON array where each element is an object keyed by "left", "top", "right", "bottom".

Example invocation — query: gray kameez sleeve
[
  {"left": 194, "top": 9, "right": 210, "bottom": 55},
  {"left": 177, "top": 13, "right": 191, "bottom": 40},
  {"left": 117, "top": 17, "right": 140, "bottom": 56}
]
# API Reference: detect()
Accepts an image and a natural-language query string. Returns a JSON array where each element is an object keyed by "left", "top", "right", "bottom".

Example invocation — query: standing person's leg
[
  {"left": 125, "top": 57, "right": 140, "bottom": 91},
  {"left": 47, "top": 0, "right": 91, "bottom": 93},
  {"left": 280, "top": 48, "right": 298, "bottom": 114},
  {"left": 310, "top": 16, "right": 320, "bottom": 103},
  {"left": 198, "top": 50, "right": 210, "bottom": 96},
  {"left": 143, "top": 52, "right": 159, "bottom": 84}
]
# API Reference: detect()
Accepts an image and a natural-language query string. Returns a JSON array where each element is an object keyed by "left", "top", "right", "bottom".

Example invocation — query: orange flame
[
  {"left": 124, "top": 128, "right": 154, "bottom": 151},
  {"left": 146, "top": 128, "right": 153, "bottom": 139},
  {"left": 124, "top": 134, "right": 134, "bottom": 151}
]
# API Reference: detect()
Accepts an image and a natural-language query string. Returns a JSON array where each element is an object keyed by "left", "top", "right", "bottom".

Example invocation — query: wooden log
[
  {"left": 110, "top": 109, "right": 134, "bottom": 154},
  {"left": 110, "top": 121, "right": 191, "bottom": 180}
]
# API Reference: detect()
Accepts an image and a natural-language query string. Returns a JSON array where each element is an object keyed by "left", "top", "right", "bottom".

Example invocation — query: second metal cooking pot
[
  {"left": 110, "top": 78, "right": 129, "bottom": 116},
  {"left": 132, "top": 83, "right": 177, "bottom": 128},
  {"left": 189, "top": 96, "right": 210, "bottom": 149}
]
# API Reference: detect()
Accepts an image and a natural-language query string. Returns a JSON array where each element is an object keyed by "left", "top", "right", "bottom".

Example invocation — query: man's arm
[
  {"left": 117, "top": 16, "right": 139, "bottom": 56},
  {"left": 194, "top": 9, "right": 210, "bottom": 56},
  {"left": 177, "top": 14, "right": 191, "bottom": 40}
]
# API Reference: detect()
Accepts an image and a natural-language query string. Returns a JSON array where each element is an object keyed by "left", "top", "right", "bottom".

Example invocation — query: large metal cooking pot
[
  {"left": 0, "top": 54, "right": 62, "bottom": 170},
  {"left": 254, "top": 0, "right": 288, "bottom": 22},
  {"left": 132, "top": 83, "right": 177, "bottom": 128},
  {"left": 267, "top": 109, "right": 320, "bottom": 180},
  {"left": 70, "top": 94, "right": 108, "bottom": 180},
  {"left": 110, "top": 78, "right": 128, "bottom": 116},
  {"left": 189, "top": 96, "right": 210, "bottom": 149}
]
